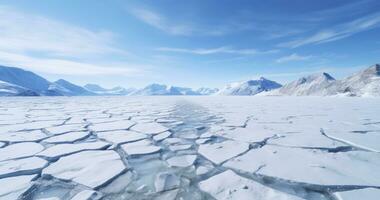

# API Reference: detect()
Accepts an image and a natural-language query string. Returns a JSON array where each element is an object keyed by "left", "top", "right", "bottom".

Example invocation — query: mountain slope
[
  {"left": 130, "top": 84, "right": 181, "bottom": 96},
  {"left": 0, "top": 65, "right": 64, "bottom": 96},
  {"left": 196, "top": 87, "right": 219, "bottom": 95},
  {"left": 54, "top": 79, "right": 95, "bottom": 96},
  {"left": 0, "top": 80, "right": 39, "bottom": 96},
  {"left": 333, "top": 64, "right": 380, "bottom": 97},
  {"left": 264, "top": 73, "right": 336, "bottom": 96},
  {"left": 84, "top": 84, "right": 134, "bottom": 95},
  {"left": 171, "top": 86, "right": 201, "bottom": 95},
  {"left": 0, "top": 66, "right": 50, "bottom": 92},
  {"left": 129, "top": 84, "right": 202, "bottom": 96},
  {"left": 216, "top": 77, "right": 282, "bottom": 96},
  {"left": 83, "top": 84, "right": 106, "bottom": 92},
  {"left": 263, "top": 64, "right": 380, "bottom": 97}
]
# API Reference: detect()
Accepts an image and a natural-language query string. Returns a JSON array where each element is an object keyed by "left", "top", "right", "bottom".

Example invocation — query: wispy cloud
[
  {"left": 129, "top": 7, "right": 196, "bottom": 36},
  {"left": 128, "top": 7, "right": 258, "bottom": 36},
  {"left": 0, "top": 6, "right": 129, "bottom": 57},
  {"left": 157, "top": 46, "right": 278, "bottom": 55},
  {"left": 276, "top": 53, "right": 312, "bottom": 63},
  {"left": 0, "top": 6, "right": 146, "bottom": 76},
  {"left": 0, "top": 51, "right": 146, "bottom": 76},
  {"left": 279, "top": 12, "right": 380, "bottom": 48}
]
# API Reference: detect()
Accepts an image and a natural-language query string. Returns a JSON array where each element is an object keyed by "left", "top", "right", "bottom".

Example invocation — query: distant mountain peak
[
  {"left": 258, "top": 76, "right": 275, "bottom": 82},
  {"left": 130, "top": 83, "right": 202, "bottom": 96},
  {"left": 54, "top": 79, "right": 94, "bottom": 96},
  {"left": 296, "top": 72, "right": 335, "bottom": 85},
  {"left": 321, "top": 72, "right": 335, "bottom": 80},
  {"left": 217, "top": 78, "right": 282, "bottom": 96},
  {"left": 197, "top": 87, "right": 219, "bottom": 95},
  {"left": 0, "top": 65, "right": 51, "bottom": 93},
  {"left": 84, "top": 84, "right": 106, "bottom": 92},
  {"left": 361, "top": 64, "right": 380, "bottom": 76},
  {"left": 84, "top": 83, "right": 133, "bottom": 96},
  {"left": 55, "top": 79, "right": 71, "bottom": 84}
]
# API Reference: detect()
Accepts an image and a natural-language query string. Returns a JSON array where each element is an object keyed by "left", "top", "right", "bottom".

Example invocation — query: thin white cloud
[
  {"left": 276, "top": 53, "right": 312, "bottom": 63},
  {"left": 128, "top": 7, "right": 257, "bottom": 36},
  {"left": 0, "top": 6, "right": 147, "bottom": 77},
  {"left": 0, "top": 6, "right": 129, "bottom": 57},
  {"left": 0, "top": 51, "right": 146, "bottom": 76},
  {"left": 129, "top": 8, "right": 195, "bottom": 36},
  {"left": 157, "top": 47, "right": 278, "bottom": 55},
  {"left": 279, "top": 12, "right": 380, "bottom": 48}
]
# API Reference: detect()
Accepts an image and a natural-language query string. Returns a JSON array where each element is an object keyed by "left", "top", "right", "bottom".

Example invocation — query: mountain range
[
  {"left": 0, "top": 65, "right": 217, "bottom": 96},
  {"left": 0, "top": 64, "right": 379, "bottom": 97},
  {"left": 261, "top": 64, "right": 380, "bottom": 97}
]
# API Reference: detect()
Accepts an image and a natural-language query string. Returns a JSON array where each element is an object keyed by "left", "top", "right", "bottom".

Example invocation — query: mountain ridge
[
  {"left": 216, "top": 77, "right": 282, "bottom": 96},
  {"left": 0, "top": 64, "right": 379, "bottom": 97}
]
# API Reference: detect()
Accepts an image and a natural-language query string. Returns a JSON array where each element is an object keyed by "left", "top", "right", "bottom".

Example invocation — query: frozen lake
[{"left": 0, "top": 96, "right": 379, "bottom": 200}]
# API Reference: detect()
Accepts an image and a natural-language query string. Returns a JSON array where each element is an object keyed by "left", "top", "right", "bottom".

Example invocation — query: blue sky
[{"left": 0, "top": 0, "right": 379, "bottom": 89}]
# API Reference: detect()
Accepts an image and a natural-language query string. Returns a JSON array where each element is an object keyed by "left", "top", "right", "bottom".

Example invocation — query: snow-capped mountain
[
  {"left": 130, "top": 84, "right": 181, "bottom": 96},
  {"left": 0, "top": 65, "right": 60, "bottom": 95},
  {"left": 216, "top": 77, "right": 282, "bottom": 96},
  {"left": 196, "top": 87, "right": 219, "bottom": 95},
  {"left": 54, "top": 79, "right": 95, "bottom": 96},
  {"left": 263, "top": 73, "right": 336, "bottom": 96},
  {"left": 172, "top": 86, "right": 201, "bottom": 95},
  {"left": 84, "top": 84, "right": 135, "bottom": 96},
  {"left": 333, "top": 64, "right": 380, "bottom": 97},
  {"left": 130, "top": 84, "right": 201, "bottom": 96},
  {"left": 263, "top": 64, "right": 380, "bottom": 97},
  {"left": 83, "top": 84, "right": 106, "bottom": 92},
  {"left": 1, "top": 64, "right": 379, "bottom": 97},
  {"left": 0, "top": 80, "right": 39, "bottom": 96}
]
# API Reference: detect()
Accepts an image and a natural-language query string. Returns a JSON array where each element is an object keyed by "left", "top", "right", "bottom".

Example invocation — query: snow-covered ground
[{"left": 0, "top": 96, "right": 379, "bottom": 200}]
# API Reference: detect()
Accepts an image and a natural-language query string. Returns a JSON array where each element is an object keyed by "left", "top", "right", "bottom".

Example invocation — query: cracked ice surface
[
  {"left": 42, "top": 150, "right": 125, "bottom": 189},
  {"left": 224, "top": 145, "right": 380, "bottom": 187},
  {"left": 334, "top": 188, "right": 380, "bottom": 200},
  {"left": 0, "top": 130, "right": 48, "bottom": 142},
  {"left": 37, "top": 141, "right": 110, "bottom": 160},
  {"left": 0, "top": 142, "right": 44, "bottom": 161},
  {"left": 121, "top": 139, "right": 161, "bottom": 157},
  {"left": 199, "top": 170, "right": 303, "bottom": 200},
  {"left": 0, "top": 157, "right": 47, "bottom": 178},
  {"left": 0, "top": 96, "right": 379, "bottom": 199},
  {"left": 0, "top": 175, "right": 36, "bottom": 200},
  {"left": 198, "top": 140, "right": 249, "bottom": 164},
  {"left": 42, "top": 131, "right": 90, "bottom": 144},
  {"left": 96, "top": 130, "right": 147, "bottom": 145}
]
